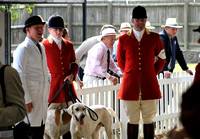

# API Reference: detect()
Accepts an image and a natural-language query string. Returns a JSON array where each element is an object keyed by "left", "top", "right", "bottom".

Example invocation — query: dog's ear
[{"left": 67, "top": 104, "right": 74, "bottom": 116}]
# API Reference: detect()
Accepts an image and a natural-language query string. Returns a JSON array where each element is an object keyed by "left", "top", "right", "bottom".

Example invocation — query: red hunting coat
[
  {"left": 117, "top": 29, "right": 166, "bottom": 101},
  {"left": 42, "top": 37, "right": 78, "bottom": 103},
  {"left": 194, "top": 62, "right": 200, "bottom": 83}
]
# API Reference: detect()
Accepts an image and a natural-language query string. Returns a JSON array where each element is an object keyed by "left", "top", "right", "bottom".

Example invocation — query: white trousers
[
  {"left": 122, "top": 98, "right": 158, "bottom": 124},
  {"left": 83, "top": 74, "right": 102, "bottom": 83},
  {"left": 48, "top": 101, "right": 73, "bottom": 110}
]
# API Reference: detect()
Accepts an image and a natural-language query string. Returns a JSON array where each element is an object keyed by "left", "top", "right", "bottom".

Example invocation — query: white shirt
[
  {"left": 49, "top": 35, "right": 62, "bottom": 50},
  {"left": 133, "top": 28, "right": 145, "bottom": 42}
]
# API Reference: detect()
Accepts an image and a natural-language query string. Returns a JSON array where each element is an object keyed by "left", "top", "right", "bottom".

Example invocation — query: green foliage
[{"left": 0, "top": 4, "right": 35, "bottom": 21}]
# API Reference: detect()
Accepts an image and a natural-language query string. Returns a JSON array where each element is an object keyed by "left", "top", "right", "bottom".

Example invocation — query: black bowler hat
[
  {"left": 23, "top": 15, "right": 46, "bottom": 33},
  {"left": 193, "top": 26, "right": 200, "bottom": 33},
  {"left": 132, "top": 5, "right": 147, "bottom": 19},
  {"left": 48, "top": 14, "right": 64, "bottom": 29}
]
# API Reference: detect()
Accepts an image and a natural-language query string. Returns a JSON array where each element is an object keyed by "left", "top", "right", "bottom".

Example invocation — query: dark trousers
[
  {"left": 78, "top": 66, "right": 84, "bottom": 81},
  {"left": 30, "top": 121, "right": 45, "bottom": 139}
]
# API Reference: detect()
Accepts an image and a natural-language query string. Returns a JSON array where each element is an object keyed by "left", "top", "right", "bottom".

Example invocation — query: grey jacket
[
  {"left": 75, "top": 36, "right": 100, "bottom": 69},
  {"left": 0, "top": 62, "right": 26, "bottom": 127}
]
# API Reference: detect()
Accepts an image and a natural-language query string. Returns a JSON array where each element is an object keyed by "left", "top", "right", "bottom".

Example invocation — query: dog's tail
[{"left": 107, "top": 108, "right": 121, "bottom": 139}]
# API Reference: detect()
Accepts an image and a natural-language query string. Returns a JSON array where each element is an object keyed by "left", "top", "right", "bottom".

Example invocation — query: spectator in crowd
[
  {"left": 13, "top": 15, "right": 50, "bottom": 139},
  {"left": 42, "top": 14, "right": 79, "bottom": 139},
  {"left": 112, "top": 22, "right": 131, "bottom": 62},
  {"left": 117, "top": 5, "right": 165, "bottom": 139},
  {"left": 159, "top": 18, "right": 193, "bottom": 115},
  {"left": 193, "top": 26, "right": 200, "bottom": 82},
  {"left": 75, "top": 35, "right": 100, "bottom": 81},
  {"left": 0, "top": 44, "right": 26, "bottom": 139},
  {"left": 62, "top": 27, "right": 69, "bottom": 41},
  {"left": 145, "top": 21, "right": 155, "bottom": 31},
  {"left": 159, "top": 18, "right": 193, "bottom": 78},
  {"left": 83, "top": 24, "right": 123, "bottom": 85},
  {"left": 75, "top": 24, "right": 115, "bottom": 81}
]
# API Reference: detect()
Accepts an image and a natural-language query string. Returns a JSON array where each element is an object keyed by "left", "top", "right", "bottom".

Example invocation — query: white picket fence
[{"left": 75, "top": 71, "right": 194, "bottom": 138}]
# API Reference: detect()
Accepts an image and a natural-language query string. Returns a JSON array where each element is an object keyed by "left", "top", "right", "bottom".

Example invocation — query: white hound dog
[{"left": 67, "top": 103, "right": 121, "bottom": 139}]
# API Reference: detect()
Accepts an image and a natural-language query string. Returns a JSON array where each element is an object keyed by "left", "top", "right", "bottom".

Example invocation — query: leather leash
[
  {"left": 48, "top": 79, "right": 69, "bottom": 107},
  {"left": 66, "top": 80, "right": 99, "bottom": 121},
  {"left": 48, "top": 79, "right": 99, "bottom": 121}
]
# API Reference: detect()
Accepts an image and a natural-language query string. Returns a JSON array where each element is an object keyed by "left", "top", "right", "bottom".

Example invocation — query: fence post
[
  {"left": 67, "top": 4, "right": 73, "bottom": 41},
  {"left": 107, "top": 2, "right": 113, "bottom": 24},
  {"left": 184, "top": 0, "right": 189, "bottom": 50},
  {"left": 120, "top": 100, "right": 128, "bottom": 139}
]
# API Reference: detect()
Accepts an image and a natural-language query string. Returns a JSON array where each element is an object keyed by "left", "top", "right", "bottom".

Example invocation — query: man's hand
[
  {"left": 108, "top": 76, "right": 118, "bottom": 85},
  {"left": 164, "top": 71, "right": 171, "bottom": 78},
  {"left": 78, "top": 81, "right": 84, "bottom": 88},
  {"left": 64, "top": 74, "right": 74, "bottom": 84},
  {"left": 186, "top": 69, "right": 193, "bottom": 75},
  {"left": 26, "top": 102, "right": 33, "bottom": 113}
]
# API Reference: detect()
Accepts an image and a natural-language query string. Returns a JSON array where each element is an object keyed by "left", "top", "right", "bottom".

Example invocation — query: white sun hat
[
  {"left": 145, "top": 21, "right": 155, "bottom": 30},
  {"left": 119, "top": 22, "right": 131, "bottom": 32},
  {"left": 97, "top": 27, "right": 117, "bottom": 41},
  {"left": 161, "top": 18, "right": 183, "bottom": 28}
]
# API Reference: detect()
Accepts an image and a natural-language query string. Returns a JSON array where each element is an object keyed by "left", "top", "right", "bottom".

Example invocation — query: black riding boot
[
  {"left": 127, "top": 123, "right": 139, "bottom": 139},
  {"left": 143, "top": 123, "right": 154, "bottom": 139},
  {"left": 62, "top": 131, "right": 71, "bottom": 139}
]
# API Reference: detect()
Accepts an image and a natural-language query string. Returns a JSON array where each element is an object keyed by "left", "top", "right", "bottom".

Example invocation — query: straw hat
[
  {"left": 97, "top": 27, "right": 116, "bottom": 41},
  {"left": 119, "top": 22, "right": 131, "bottom": 32},
  {"left": 145, "top": 21, "right": 155, "bottom": 30},
  {"left": 161, "top": 18, "right": 183, "bottom": 28}
]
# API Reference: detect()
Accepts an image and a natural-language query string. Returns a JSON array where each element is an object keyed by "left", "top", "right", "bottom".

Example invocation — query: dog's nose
[{"left": 80, "top": 114, "right": 85, "bottom": 119}]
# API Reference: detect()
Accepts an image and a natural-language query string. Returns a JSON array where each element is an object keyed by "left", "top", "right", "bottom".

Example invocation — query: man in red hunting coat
[
  {"left": 117, "top": 6, "right": 166, "bottom": 139},
  {"left": 193, "top": 26, "right": 200, "bottom": 83},
  {"left": 42, "top": 14, "right": 78, "bottom": 139}
]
